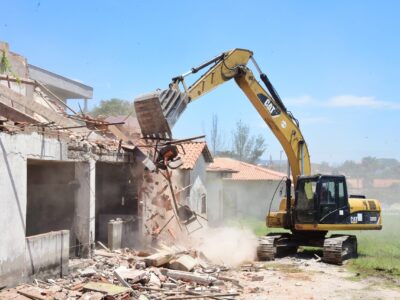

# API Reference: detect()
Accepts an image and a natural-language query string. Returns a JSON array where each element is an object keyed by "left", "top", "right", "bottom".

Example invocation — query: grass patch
[{"left": 342, "top": 213, "right": 400, "bottom": 278}]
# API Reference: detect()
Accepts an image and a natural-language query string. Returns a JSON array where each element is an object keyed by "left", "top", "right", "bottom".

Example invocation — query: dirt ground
[{"left": 228, "top": 255, "right": 400, "bottom": 300}]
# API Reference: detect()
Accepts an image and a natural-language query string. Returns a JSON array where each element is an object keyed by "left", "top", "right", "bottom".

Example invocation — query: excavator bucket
[{"left": 134, "top": 88, "right": 189, "bottom": 138}]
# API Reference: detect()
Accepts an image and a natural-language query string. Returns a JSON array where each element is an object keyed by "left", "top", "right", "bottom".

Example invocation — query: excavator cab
[{"left": 294, "top": 175, "right": 349, "bottom": 226}]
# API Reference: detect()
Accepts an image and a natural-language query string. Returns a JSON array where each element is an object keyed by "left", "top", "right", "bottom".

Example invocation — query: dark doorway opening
[
  {"left": 95, "top": 162, "right": 139, "bottom": 247},
  {"left": 26, "top": 159, "right": 77, "bottom": 253}
]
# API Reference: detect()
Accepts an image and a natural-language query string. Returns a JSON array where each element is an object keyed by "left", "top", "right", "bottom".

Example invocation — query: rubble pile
[{"left": 0, "top": 245, "right": 245, "bottom": 300}]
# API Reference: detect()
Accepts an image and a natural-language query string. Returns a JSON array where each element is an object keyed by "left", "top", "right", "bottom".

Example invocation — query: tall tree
[
  {"left": 90, "top": 98, "right": 135, "bottom": 117},
  {"left": 209, "top": 114, "right": 224, "bottom": 156},
  {"left": 231, "top": 120, "right": 267, "bottom": 163}
]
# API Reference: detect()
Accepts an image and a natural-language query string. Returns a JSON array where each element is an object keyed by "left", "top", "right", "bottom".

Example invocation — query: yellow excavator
[{"left": 134, "top": 49, "right": 382, "bottom": 264}]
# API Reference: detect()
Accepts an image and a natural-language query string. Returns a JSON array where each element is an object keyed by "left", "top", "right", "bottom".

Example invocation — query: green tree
[
  {"left": 231, "top": 120, "right": 267, "bottom": 163},
  {"left": 90, "top": 98, "right": 135, "bottom": 117}
]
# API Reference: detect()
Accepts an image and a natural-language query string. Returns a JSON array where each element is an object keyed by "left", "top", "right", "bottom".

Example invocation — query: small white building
[{"left": 206, "top": 157, "right": 287, "bottom": 225}]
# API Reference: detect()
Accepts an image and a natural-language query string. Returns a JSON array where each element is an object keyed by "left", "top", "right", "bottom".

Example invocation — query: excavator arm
[{"left": 135, "top": 48, "right": 311, "bottom": 186}]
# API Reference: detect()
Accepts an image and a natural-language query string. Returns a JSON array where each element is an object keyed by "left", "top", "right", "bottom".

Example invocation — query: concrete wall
[
  {"left": 222, "top": 180, "right": 285, "bottom": 220},
  {"left": 25, "top": 230, "right": 69, "bottom": 279},
  {"left": 206, "top": 172, "right": 286, "bottom": 224},
  {"left": 0, "top": 132, "right": 67, "bottom": 287},
  {"left": 205, "top": 172, "right": 225, "bottom": 225},
  {"left": 189, "top": 155, "right": 207, "bottom": 186}
]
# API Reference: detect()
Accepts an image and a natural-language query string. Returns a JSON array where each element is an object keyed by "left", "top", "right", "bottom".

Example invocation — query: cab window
[
  {"left": 337, "top": 180, "right": 346, "bottom": 208},
  {"left": 320, "top": 181, "right": 335, "bottom": 204},
  {"left": 296, "top": 179, "right": 317, "bottom": 223}
]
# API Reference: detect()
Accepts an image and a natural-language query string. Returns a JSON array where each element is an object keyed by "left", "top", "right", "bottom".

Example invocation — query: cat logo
[
  {"left": 350, "top": 216, "right": 358, "bottom": 224},
  {"left": 257, "top": 93, "right": 281, "bottom": 116}
]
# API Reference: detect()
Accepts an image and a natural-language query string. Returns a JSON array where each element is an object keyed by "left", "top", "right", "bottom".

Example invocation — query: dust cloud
[{"left": 183, "top": 226, "right": 259, "bottom": 267}]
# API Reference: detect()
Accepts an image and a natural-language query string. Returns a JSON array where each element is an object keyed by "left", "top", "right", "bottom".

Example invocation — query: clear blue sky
[{"left": 1, "top": 1, "right": 399, "bottom": 164}]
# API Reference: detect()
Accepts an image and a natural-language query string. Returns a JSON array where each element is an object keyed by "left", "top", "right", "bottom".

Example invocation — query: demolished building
[
  {"left": 0, "top": 41, "right": 141, "bottom": 286},
  {"left": 0, "top": 42, "right": 213, "bottom": 288}
]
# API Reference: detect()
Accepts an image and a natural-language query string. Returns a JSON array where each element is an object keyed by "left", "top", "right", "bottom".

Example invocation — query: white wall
[
  {"left": 205, "top": 172, "right": 225, "bottom": 225},
  {"left": 0, "top": 132, "right": 67, "bottom": 286},
  {"left": 223, "top": 180, "right": 285, "bottom": 220},
  {"left": 190, "top": 155, "right": 207, "bottom": 186},
  {"left": 25, "top": 230, "right": 69, "bottom": 279}
]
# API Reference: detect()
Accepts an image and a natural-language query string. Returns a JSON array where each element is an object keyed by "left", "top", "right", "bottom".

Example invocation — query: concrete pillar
[
  {"left": 74, "top": 159, "right": 96, "bottom": 257},
  {"left": 84, "top": 98, "right": 88, "bottom": 113}
]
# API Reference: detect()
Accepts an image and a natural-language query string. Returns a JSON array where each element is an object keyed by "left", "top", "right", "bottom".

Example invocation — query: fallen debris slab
[
  {"left": 160, "top": 269, "right": 217, "bottom": 285},
  {"left": 82, "top": 282, "right": 131, "bottom": 296},
  {"left": 114, "top": 266, "right": 148, "bottom": 283},
  {"left": 169, "top": 255, "right": 197, "bottom": 272},
  {"left": 145, "top": 252, "right": 174, "bottom": 267}
]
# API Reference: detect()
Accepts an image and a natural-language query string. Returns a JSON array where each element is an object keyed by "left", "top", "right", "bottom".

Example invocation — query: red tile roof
[
  {"left": 207, "top": 157, "right": 287, "bottom": 180},
  {"left": 178, "top": 142, "right": 213, "bottom": 170}
]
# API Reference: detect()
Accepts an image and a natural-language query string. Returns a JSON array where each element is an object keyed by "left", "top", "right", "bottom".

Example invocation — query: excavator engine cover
[{"left": 134, "top": 88, "right": 189, "bottom": 138}]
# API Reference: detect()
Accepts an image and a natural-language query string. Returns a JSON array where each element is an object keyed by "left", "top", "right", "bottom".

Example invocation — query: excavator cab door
[
  {"left": 317, "top": 176, "right": 349, "bottom": 224},
  {"left": 294, "top": 178, "right": 318, "bottom": 224},
  {"left": 294, "top": 175, "right": 350, "bottom": 225}
]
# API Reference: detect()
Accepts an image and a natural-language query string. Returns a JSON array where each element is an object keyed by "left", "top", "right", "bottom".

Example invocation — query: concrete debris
[
  {"left": 79, "top": 268, "right": 97, "bottom": 277},
  {"left": 144, "top": 252, "right": 174, "bottom": 267},
  {"left": 114, "top": 267, "right": 148, "bottom": 283},
  {"left": 160, "top": 269, "right": 217, "bottom": 285},
  {"left": 0, "top": 245, "right": 244, "bottom": 300},
  {"left": 82, "top": 282, "right": 131, "bottom": 296},
  {"left": 169, "top": 255, "right": 197, "bottom": 272}
]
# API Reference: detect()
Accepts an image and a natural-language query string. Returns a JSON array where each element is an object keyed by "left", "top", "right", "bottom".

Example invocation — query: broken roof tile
[{"left": 178, "top": 141, "right": 213, "bottom": 170}]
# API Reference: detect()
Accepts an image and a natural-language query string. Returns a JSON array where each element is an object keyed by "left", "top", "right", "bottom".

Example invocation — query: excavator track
[
  {"left": 322, "top": 235, "right": 357, "bottom": 265},
  {"left": 257, "top": 235, "right": 279, "bottom": 260},
  {"left": 257, "top": 234, "right": 298, "bottom": 261},
  {"left": 258, "top": 233, "right": 357, "bottom": 265}
]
